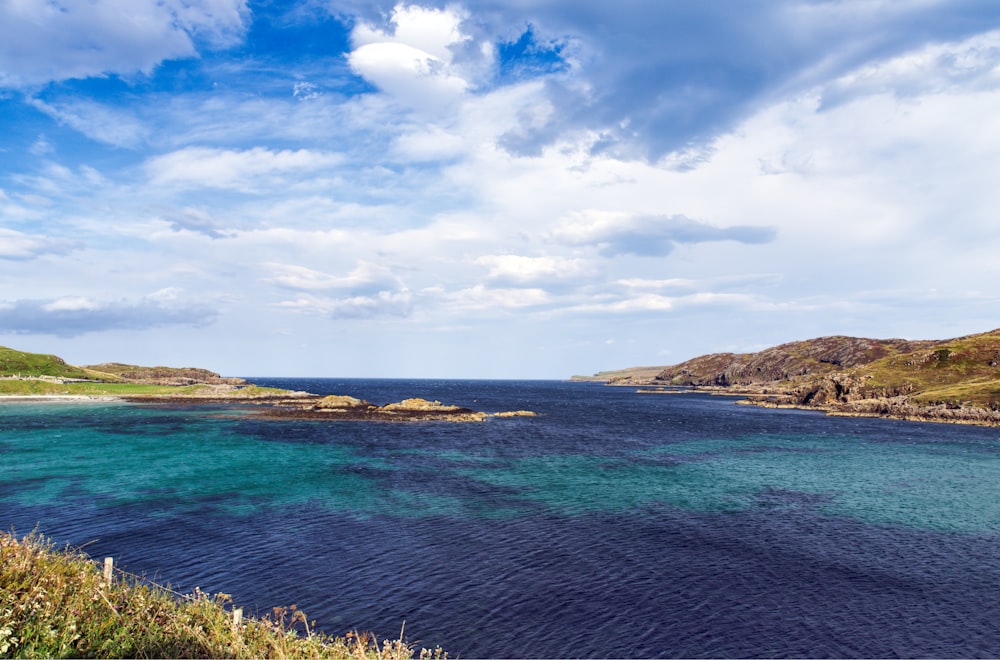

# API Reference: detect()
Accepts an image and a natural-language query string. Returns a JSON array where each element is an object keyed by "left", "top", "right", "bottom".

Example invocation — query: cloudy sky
[{"left": 1, "top": 0, "right": 999, "bottom": 378}]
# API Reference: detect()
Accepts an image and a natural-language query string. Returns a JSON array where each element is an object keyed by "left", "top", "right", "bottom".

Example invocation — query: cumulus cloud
[
  {"left": 0, "top": 293, "right": 218, "bottom": 337},
  {"left": 461, "top": 0, "right": 1000, "bottom": 159},
  {"left": 145, "top": 147, "right": 342, "bottom": 191},
  {"left": 348, "top": 4, "right": 473, "bottom": 113},
  {"left": 0, "top": 229, "right": 77, "bottom": 260},
  {"left": 0, "top": 0, "right": 249, "bottom": 87},
  {"left": 268, "top": 261, "right": 413, "bottom": 319},
  {"left": 548, "top": 212, "right": 776, "bottom": 257}
]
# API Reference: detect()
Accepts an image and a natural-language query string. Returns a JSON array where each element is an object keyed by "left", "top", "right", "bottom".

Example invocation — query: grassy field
[{"left": 0, "top": 531, "right": 444, "bottom": 659}]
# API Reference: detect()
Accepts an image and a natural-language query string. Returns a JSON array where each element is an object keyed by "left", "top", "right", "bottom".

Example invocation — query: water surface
[{"left": 2, "top": 379, "right": 999, "bottom": 657}]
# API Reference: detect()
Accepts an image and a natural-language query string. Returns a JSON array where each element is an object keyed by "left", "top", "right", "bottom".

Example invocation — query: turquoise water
[
  {"left": 3, "top": 381, "right": 1000, "bottom": 657},
  {"left": 2, "top": 400, "right": 999, "bottom": 530}
]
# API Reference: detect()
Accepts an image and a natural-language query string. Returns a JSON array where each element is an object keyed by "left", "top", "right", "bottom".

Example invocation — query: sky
[{"left": 1, "top": 0, "right": 1000, "bottom": 379}]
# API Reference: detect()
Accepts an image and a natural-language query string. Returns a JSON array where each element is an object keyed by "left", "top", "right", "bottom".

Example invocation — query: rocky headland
[{"left": 578, "top": 328, "right": 1000, "bottom": 427}]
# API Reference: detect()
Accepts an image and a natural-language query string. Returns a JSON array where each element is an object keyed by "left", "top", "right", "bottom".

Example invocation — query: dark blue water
[{"left": 2, "top": 379, "right": 1000, "bottom": 657}]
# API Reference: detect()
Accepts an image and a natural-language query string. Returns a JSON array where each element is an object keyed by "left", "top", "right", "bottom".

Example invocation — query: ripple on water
[{"left": 2, "top": 382, "right": 1000, "bottom": 657}]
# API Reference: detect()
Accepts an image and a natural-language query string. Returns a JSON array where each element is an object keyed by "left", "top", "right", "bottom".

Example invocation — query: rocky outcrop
[
  {"left": 597, "top": 328, "right": 1000, "bottom": 427},
  {"left": 126, "top": 392, "right": 537, "bottom": 423},
  {"left": 84, "top": 362, "right": 247, "bottom": 387},
  {"left": 637, "top": 336, "right": 931, "bottom": 388}
]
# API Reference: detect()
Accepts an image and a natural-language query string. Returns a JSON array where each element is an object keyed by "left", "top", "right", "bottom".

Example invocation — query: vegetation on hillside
[
  {"left": 570, "top": 365, "right": 666, "bottom": 382},
  {"left": 0, "top": 531, "right": 444, "bottom": 659},
  {"left": 851, "top": 329, "right": 1000, "bottom": 407},
  {"left": 83, "top": 362, "right": 246, "bottom": 386},
  {"left": 0, "top": 346, "right": 290, "bottom": 399},
  {"left": 586, "top": 328, "right": 1000, "bottom": 423},
  {"left": 0, "top": 347, "right": 109, "bottom": 382}
]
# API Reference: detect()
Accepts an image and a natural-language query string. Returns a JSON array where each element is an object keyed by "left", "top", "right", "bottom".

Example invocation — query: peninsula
[
  {"left": 0, "top": 347, "right": 534, "bottom": 422},
  {"left": 576, "top": 328, "right": 1000, "bottom": 427}
]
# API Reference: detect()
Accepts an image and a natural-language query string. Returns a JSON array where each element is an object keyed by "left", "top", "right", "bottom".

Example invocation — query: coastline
[{"left": 0, "top": 394, "right": 123, "bottom": 403}]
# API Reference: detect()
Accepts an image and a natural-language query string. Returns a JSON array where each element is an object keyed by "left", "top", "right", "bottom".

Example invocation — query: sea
[{"left": 2, "top": 378, "right": 1000, "bottom": 658}]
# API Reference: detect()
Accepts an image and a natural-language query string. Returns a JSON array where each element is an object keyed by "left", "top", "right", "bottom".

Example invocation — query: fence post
[
  {"left": 233, "top": 607, "right": 243, "bottom": 627},
  {"left": 103, "top": 557, "right": 113, "bottom": 585}
]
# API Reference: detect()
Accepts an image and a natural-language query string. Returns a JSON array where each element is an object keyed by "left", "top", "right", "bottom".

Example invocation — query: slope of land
[
  {"left": 570, "top": 365, "right": 666, "bottom": 382},
  {"left": 581, "top": 329, "right": 1000, "bottom": 426},
  {"left": 83, "top": 362, "right": 247, "bottom": 386},
  {"left": 0, "top": 347, "right": 534, "bottom": 421}
]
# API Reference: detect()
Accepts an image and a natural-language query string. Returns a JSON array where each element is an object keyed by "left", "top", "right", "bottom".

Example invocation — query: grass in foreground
[{"left": 0, "top": 531, "right": 444, "bottom": 659}]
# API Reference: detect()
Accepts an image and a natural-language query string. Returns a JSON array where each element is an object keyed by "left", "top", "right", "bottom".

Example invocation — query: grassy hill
[
  {"left": 583, "top": 328, "right": 1000, "bottom": 424},
  {"left": 83, "top": 362, "right": 245, "bottom": 386},
  {"left": 0, "top": 346, "right": 111, "bottom": 381},
  {"left": 850, "top": 329, "right": 1000, "bottom": 407},
  {"left": 0, "top": 347, "right": 262, "bottom": 397}
]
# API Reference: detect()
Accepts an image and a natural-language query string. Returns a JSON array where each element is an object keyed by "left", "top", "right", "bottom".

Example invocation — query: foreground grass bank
[{"left": 0, "top": 532, "right": 444, "bottom": 659}]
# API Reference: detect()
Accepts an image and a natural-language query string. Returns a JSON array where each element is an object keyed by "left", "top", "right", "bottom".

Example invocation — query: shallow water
[{"left": 2, "top": 379, "right": 999, "bottom": 657}]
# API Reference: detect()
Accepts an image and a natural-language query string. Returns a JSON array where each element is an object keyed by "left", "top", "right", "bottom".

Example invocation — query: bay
[{"left": 2, "top": 379, "right": 999, "bottom": 657}]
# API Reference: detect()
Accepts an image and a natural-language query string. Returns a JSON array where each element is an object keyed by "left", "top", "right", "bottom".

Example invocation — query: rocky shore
[
  {"left": 124, "top": 391, "right": 537, "bottom": 423},
  {"left": 598, "top": 329, "right": 1000, "bottom": 428}
]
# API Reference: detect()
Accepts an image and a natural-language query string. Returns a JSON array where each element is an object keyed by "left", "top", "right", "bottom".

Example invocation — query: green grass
[
  {"left": 0, "top": 531, "right": 445, "bottom": 659},
  {"left": 0, "top": 381, "right": 198, "bottom": 396},
  {"left": 0, "top": 347, "right": 107, "bottom": 381},
  {"left": 0, "top": 378, "right": 295, "bottom": 399},
  {"left": 855, "top": 330, "right": 1000, "bottom": 406}
]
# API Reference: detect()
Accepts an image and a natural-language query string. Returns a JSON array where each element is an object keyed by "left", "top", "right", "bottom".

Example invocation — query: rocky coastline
[{"left": 594, "top": 329, "right": 1000, "bottom": 428}]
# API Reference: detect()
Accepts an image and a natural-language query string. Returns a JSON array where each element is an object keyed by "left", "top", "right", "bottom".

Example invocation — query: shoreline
[{"left": 0, "top": 395, "right": 124, "bottom": 403}]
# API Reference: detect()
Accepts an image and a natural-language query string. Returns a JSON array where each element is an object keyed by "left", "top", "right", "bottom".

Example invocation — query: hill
[
  {"left": 83, "top": 362, "right": 246, "bottom": 386},
  {"left": 0, "top": 346, "right": 109, "bottom": 381},
  {"left": 0, "top": 346, "right": 255, "bottom": 397},
  {"left": 583, "top": 329, "right": 1000, "bottom": 426}
]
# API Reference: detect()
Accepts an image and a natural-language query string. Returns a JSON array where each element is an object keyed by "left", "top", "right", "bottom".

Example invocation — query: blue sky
[{"left": 2, "top": 0, "right": 1000, "bottom": 378}]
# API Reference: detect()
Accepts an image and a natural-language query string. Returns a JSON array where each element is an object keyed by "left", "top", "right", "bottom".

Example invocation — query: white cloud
[
  {"left": 4, "top": 4, "right": 1000, "bottom": 377},
  {"left": 0, "top": 0, "right": 249, "bottom": 86},
  {"left": 145, "top": 147, "right": 342, "bottom": 191},
  {"left": 446, "top": 285, "right": 550, "bottom": 310},
  {"left": 28, "top": 98, "right": 148, "bottom": 148},
  {"left": 42, "top": 296, "right": 100, "bottom": 312},
  {"left": 276, "top": 290, "right": 413, "bottom": 320},
  {"left": 476, "top": 254, "right": 591, "bottom": 284},
  {"left": 0, "top": 228, "right": 77, "bottom": 260},
  {"left": 348, "top": 4, "right": 473, "bottom": 114},
  {"left": 0, "top": 293, "right": 218, "bottom": 336},
  {"left": 548, "top": 211, "right": 776, "bottom": 257},
  {"left": 823, "top": 29, "right": 1000, "bottom": 104},
  {"left": 351, "top": 4, "right": 468, "bottom": 63},
  {"left": 265, "top": 261, "right": 404, "bottom": 296},
  {"left": 393, "top": 126, "right": 467, "bottom": 161}
]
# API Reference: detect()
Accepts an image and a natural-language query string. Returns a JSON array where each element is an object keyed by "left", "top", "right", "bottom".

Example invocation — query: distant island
[
  {"left": 574, "top": 328, "right": 1000, "bottom": 427},
  {"left": 0, "top": 346, "right": 534, "bottom": 422}
]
